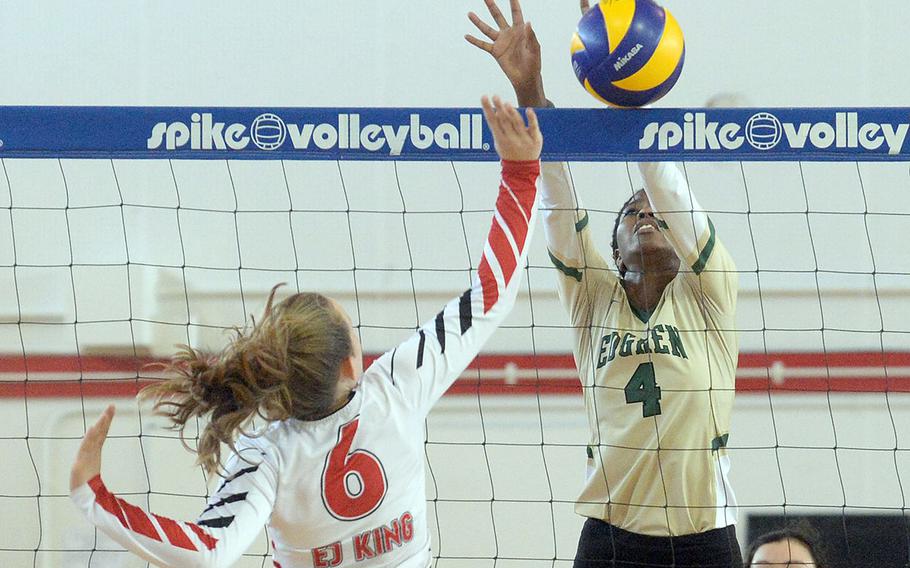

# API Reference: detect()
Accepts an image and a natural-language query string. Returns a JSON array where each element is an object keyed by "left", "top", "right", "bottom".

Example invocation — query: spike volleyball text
[
  {"left": 639, "top": 111, "right": 909, "bottom": 155},
  {"left": 146, "top": 112, "right": 487, "bottom": 155}
]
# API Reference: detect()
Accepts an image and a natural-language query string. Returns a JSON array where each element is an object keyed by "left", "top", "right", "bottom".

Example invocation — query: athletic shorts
[{"left": 573, "top": 518, "right": 743, "bottom": 568}]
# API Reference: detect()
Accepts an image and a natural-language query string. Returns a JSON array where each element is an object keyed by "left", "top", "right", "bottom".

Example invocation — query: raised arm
[
  {"left": 369, "top": 96, "right": 541, "bottom": 414},
  {"left": 70, "top": 407, "right": 276, "bottom": 568},
  {"left": 467, "top": 0, "right": 615, "bottom": 326},
  {"left": 638, "top": 161, "right": 737, "bottom": 312}
]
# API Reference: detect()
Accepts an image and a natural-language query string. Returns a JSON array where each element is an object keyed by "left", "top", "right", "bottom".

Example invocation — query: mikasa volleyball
[{"left": 571, "top": 0, "right": 685, "bottom": 107}]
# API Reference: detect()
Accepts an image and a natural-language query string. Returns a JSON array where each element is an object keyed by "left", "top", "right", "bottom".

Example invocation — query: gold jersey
[{"left": 542, "top": 162, "right": 738, "bottom": 537}]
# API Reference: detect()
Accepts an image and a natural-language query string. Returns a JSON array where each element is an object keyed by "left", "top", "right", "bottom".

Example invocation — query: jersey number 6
[
  {"left": 625, "top": 362, "right": 662, "bottom": 418},
  {"left": 321, "top": 417, "right": 388, "bottom": 521}
]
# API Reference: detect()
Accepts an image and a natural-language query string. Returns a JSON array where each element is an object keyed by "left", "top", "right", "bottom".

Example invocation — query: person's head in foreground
[
  {"left": 142, "top": 287, "right": 363, "bottom": 474},
  {"left": 745, "top": 524, "right": 825, "bottom": 568}
]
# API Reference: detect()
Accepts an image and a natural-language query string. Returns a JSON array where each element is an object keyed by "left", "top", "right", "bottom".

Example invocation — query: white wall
[{"left": 3, "top": 1, "right": 910, "bottom": 107}]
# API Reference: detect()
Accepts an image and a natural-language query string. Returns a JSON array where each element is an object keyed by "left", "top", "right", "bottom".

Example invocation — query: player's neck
[
  {"left": 302, "top": 389, "right": 356, "bottom": 422},
  {"left": 621, "top": 268, "right": 677, "bottom": 314},
  {"left": 328, "top": 389, "right": 356, "bottom": 414}
]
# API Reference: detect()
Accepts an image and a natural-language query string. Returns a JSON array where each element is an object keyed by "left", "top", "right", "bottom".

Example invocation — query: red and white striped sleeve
[
  {"left": 70, "top": 444, "right": 277, "bottom": 568},
  {"left": 367, "top": 160, "right": 540, "bottom": 414}
]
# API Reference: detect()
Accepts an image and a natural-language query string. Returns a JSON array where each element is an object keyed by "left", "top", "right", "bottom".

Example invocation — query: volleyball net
[{"left": 1, "top": 106, "right": 909, "bottom": 566}]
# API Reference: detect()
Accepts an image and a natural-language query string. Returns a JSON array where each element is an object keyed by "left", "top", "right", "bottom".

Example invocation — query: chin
[
  {"left": 632, "top": 239, "right": 672, "bottom": 257},
  {"left": 632, "top": 245, "right": 680, "bottom": 272}
]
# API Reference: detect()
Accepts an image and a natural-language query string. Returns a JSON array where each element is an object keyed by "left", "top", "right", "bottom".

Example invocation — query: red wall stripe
[{"left": 2, "top": 353, "right": 908, "bottom": 397}]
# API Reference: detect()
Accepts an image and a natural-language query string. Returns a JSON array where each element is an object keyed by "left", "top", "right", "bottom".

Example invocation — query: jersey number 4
[
  {"left": 322, "top": 417, "right": 388, "bottom": 521},
  {"left": 624, "top": 362, "right": 662, "bottom": 418}
]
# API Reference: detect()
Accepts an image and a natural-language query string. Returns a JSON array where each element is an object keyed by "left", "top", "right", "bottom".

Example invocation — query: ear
[
  {"left": 613, "top": 248, "right": 624, "bottom": 273},
  {"left": 339, "top": 356, "right": 356, "bottom": 382},
  {"left": 335, "top": 356, "right": 359, "bottom": 398}
]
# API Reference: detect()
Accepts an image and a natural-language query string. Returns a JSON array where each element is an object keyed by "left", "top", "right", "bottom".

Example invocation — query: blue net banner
[{"left": 0, "top": 106, "right": 908, "bottom": 161}]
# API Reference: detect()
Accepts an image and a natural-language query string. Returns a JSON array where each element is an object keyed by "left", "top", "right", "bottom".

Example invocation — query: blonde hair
[{"left": 141, "top": 286, "right": 353, "bottom": 475}]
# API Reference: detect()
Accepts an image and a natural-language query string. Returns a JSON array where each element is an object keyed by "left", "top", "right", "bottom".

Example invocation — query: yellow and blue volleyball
[{"left": 571, "top": 0, "right": 685, "bottom": 107}]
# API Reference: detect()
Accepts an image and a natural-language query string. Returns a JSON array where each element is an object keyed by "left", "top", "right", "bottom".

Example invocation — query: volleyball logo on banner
[
  {"left": 745, "top": 112, "right": 783, "bottom": 150},
  {"left": 251, "top": 113, "right": 287, "bottom": 150}
]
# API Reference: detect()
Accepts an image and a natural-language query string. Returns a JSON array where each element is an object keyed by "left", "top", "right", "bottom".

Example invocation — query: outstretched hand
[
  {"left": 465, "top": 0, "right": 545, "bottom": 108},
  {"left": 70, "top": 405, "right": 115, "bottom": 491},
  {"left": 482, "top": 95, "right": 542, "bottom": 162}
]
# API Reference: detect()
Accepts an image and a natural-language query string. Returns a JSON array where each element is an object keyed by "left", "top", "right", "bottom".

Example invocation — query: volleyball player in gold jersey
[{"left": 467, "top": 1, "right": 742, "bottom": 565}]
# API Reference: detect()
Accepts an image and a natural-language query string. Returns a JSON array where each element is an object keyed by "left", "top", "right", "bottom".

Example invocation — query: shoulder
[
  {"left": 359, "top": 361, "right": 410, "bottom": 409},
  {"left": 594, "top": 274, "right": 624, "bottom": 306},
  {"left": 362, "top": 347, "right": 416, "bottom": 392},
  {"left": 232, "top": 426, "right": 283, "bottom": 465},
  {"left": 688, "top": 220, "right": 735, "bottom": 275}
]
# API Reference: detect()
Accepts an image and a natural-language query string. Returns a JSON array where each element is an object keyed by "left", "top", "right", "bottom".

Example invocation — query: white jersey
[{"left": 71, "top": 160, "right": 541, "bottom": 568}]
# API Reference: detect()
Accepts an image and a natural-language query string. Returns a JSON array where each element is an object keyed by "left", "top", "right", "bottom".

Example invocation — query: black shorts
[{"left": 574, "top": 518, "right": 743, "bottom": 568}]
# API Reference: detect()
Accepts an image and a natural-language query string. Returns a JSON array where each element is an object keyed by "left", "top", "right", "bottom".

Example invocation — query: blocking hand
[
  {"left": 70, "top": 405, "right": 115, "bottom": 491},
  {"left": 465, "top": 0, "right": 546, "bottom": 108},
  {"left": 481, "top": 95, "right": 542, "bottom": 162}
]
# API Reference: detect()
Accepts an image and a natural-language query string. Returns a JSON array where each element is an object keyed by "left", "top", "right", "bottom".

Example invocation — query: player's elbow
[
  {"left": 186, "top": 557, "right": 230, "bottom": 568},
  {"left": 178, "top": 549, "right": 237, "bottom": 568}
]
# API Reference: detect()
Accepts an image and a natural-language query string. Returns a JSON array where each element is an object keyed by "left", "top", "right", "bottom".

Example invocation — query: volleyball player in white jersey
[
  {"left": 467, "top": 1, "right": 742, "bottom": 566},
  {"left": 69, "top": 95, "right": 542, "bottom": 568}
]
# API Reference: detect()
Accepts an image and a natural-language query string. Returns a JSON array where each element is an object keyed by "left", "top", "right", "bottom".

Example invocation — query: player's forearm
[
  {"left": 540, "top": 162, "right": 590, "bottom": 265},
  {"left": 71, "top": 475, "right": 263, "bottom": 568},
  {"left": 513, "top": 77, "right": 548, "bottom": 108},
  {"left": 367, "top": 160, "right": 540, "bottom": 412},
  {"left": 436, "top": 160, "right": 537, "bottom": 368},
  {"left": 638, "top": 161, "right": 709, "bottom": 260},
  {"left": 426, "top": 157, "right": 539, "bottom": 351},
  {"left": 484, "top": 159, "right": 539, "bottom": 310}
]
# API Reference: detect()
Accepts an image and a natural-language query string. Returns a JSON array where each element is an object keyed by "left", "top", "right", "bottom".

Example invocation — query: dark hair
[
  {"left": 141, "top": 285, "right": 353, "bottom": 475},
  {"left": 611, "top": 191, "right": 642, "bottom": 278},
  {"left": 745, "top": 521, "right": 827, "bottom": 567}
]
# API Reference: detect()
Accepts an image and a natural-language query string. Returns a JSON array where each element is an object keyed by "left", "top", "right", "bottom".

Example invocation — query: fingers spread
[
  {"left": 465, "top": 34, "right": 494, "bottom": 53},
  {"left": 484, "top": 0, "right": 509, "bottom": 29},
  {"left": 509, "top": 0, "right": 524, "bottom": 25},
  {"left": 468, "top": 12, "right": 499, "bottom": 41}
]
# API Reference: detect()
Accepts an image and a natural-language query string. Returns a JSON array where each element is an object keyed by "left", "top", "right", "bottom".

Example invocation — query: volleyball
[{"left": 571, "top": 0, "right": 685, "bottom": 107}]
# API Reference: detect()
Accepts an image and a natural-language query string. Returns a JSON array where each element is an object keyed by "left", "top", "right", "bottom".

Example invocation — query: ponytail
[{"left": 141, "top": 286, "right": 354, "bottom": 475}]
